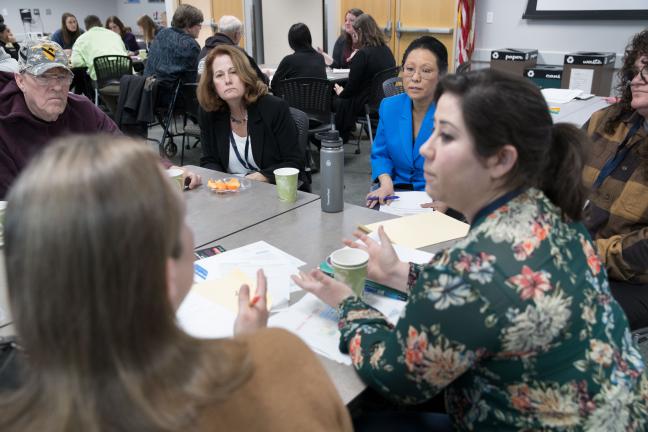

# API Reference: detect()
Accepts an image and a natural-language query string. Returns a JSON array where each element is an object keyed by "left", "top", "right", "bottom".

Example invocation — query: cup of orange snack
[{"left": 207, "top": 177, "right": 242, "bottom": 193}]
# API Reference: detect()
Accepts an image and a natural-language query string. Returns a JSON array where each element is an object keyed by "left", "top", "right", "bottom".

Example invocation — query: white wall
[
  {"left": 1, "top": 0, "right": 168, "bottom": 41},
  {"left": 117, "top": 2, "right": 166, "bottom": 32},
  {"left": 2, "top": 0, "right": 116, "bottom": 39},
  {"left": 473, "top": 0, "right": 646, "bottom": 69},
  {"left": 261, "top": 0, "right": 324, "bottom": 66}
]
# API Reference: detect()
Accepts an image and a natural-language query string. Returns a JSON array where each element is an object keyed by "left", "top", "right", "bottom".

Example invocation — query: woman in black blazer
[
  {"left": 270, "top": 23, "right": 327, "bottom": 92},
  {"left": 333, "top": 13, "right": 395, "bottom": 143},
  {"left": 197, "top": 44, "right": 306, "bottom": 186}
]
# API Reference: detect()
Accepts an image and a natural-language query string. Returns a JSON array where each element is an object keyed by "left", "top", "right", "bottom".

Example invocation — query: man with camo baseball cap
[
  {"left": 17, "top": 39, "right": 72, "bottom": 75},
  {"left": 0, "top": 37, "right": 202, "bottom": 198}
]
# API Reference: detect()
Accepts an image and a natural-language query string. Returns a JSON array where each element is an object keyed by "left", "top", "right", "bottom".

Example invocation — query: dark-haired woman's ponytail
[{"left": 541, "top": 123, "right": 589, "bottom": 221}]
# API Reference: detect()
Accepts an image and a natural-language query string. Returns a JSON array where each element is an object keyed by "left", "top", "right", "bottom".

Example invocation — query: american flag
[{"left": 457, "top": 0, "right": 476, "bottom": 65}]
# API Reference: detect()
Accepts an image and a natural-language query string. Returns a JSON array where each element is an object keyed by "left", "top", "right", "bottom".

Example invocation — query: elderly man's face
[{"left": 15, "top": 67, "right": 72, "bottom": 122}]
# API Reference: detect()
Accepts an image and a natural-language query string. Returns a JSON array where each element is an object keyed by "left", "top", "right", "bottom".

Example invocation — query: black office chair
[
  {"left": 178, "top": 82, "right": 201, "bottom": 166},
  {"left": 289, "top": 107, "right": 312, "bottom": 191},
  {"left": 273, "top": 77, "right": 335, "bottom": 150},
  {"left": 456, "top": 61, "right": 471, "bottom": 74},
  {"left": 382, "top": 76, "right": 405, "bottom": 97},
  {"left": 356, "top": 65, "right": 400, "bottom": 148},
  {"left": 93, "top": 55, "right": 133, "bottom": 115}
]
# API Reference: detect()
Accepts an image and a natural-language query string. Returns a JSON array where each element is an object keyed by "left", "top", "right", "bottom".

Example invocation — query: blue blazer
[{"left": 370, "top": 92, "right": 435, "bottom": 190}]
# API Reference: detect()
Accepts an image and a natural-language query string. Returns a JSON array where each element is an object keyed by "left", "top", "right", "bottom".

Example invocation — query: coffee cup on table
[
  {"left": 273, "top": 168, "right": 299, "bottom": 203},
  {"left": 166, "top": 167, "right": 184, "bottom": 191},
  {"left": 329, "top": 248, "right": 369, "bottom": 298}
]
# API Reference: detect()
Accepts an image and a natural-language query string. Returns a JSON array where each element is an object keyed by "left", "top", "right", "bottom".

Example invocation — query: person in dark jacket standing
[
  {"left": 270, "top": 23, "right": 327, "bottom": 92},
  {"left": 198, "top": 15, "right": 267, "bottom": 84},
  {"left": 333, "top": 13, "right": 395, "bottom": 143}
]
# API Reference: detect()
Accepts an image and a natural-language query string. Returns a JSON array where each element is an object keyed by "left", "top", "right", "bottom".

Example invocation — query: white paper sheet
[
  {"left": 269, "top": 292, "right": 407, "bottom": 365},
  {"left": 541, "top": 88, "right": 583, "bottom": 104},
  {"left": 192, "top": 241, "right": 306, "bottom": 311},
  {"left": 176, "top": 290, "right": 236, "bottom": 339},
  {"left": 568, "top": 68, "right": 594, "bottom": 94},
  {"left": 378, "top": 191, "right": 434, "bottom": 217}
]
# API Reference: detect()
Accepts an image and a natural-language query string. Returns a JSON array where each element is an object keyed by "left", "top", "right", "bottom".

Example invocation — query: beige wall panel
[{"left": 395, "top": 0, "right": 456, "bottom": 71}]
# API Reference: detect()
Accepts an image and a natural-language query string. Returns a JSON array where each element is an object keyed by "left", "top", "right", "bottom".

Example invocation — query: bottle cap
[{"left": 318, "top": 130, "right": 343, "bottom": 148}]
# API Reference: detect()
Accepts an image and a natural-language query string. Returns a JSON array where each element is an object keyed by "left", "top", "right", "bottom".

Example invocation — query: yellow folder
[{"left": 360, "top": 212, "right": 469, "bottom": 249}]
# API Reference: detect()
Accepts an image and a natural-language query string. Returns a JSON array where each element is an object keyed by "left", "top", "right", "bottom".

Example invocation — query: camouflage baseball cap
[{"left": 18, "top": 39, "right": 71, "bottom": 75}]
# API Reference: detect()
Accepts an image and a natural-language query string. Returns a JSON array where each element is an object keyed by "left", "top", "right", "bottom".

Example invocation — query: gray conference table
[
  {"left": 199, "top": 200, "right": 457, "bottom": 405},
  {"left": 183, "top": 166, "right": 319, "bottom": 247}
]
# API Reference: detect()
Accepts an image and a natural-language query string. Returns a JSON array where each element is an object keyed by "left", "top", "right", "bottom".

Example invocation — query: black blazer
[
  {"left": 199, "top": 94, "right": 306, "bottom": 184},
  {"left": 339, "top": 44, "right": 395, "bottom": 100},
  {"left": 270, "top": 48, "right": 327, "bottom": 91}
]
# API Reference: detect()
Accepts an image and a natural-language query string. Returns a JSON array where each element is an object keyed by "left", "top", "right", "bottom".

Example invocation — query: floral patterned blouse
[{"left": 338, "top": 188, "right": 648, "bottom": 430}]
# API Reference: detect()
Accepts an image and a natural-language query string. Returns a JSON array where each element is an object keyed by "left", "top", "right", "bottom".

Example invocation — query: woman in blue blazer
[{"left": 367, "top": 36, "right": 448, "bottom": 208}]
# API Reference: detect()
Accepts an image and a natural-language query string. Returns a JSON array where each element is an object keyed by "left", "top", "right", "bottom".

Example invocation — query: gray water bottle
[{"left": 319, "top": 130, "right": 344, "bottom": 213}]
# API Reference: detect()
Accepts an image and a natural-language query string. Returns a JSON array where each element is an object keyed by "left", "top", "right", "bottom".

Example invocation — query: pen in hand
[
  {"left": 366, "top": 195, "right": 399, "bottom": 201},
  {"left": 249, "top": 295, "right": 261, "bottom": 307}
]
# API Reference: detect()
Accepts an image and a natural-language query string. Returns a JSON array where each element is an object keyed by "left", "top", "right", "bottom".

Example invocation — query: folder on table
[{"left": 359, "top": 212, "right": 469, "bottom": 249}]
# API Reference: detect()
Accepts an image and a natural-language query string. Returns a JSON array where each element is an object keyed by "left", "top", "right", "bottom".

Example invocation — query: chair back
[
  {"left": 288, "top": 107, "right": 312, "bottom": 189},
  {"left": 274, "top": 77, "right": 334, "bottom": 125},
  {"left": 93, "top": 55, "right": 133, "bottom": 89},
  {"left": 456, "top": 61, "right": 471, "bottom": 74},
  {"left": 179, "top": 82, "right": 199, "bottom": 119},
  {"left": 366, "top": 65, "right": 400, "bottom": 114},
  {"left": 382, "top": 76, "right": 405, "bottom": 97}
]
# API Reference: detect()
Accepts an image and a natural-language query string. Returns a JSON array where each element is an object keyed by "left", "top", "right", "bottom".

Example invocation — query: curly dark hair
[{"left": 605, "top": 29, "right": 648, "bottom": 134}]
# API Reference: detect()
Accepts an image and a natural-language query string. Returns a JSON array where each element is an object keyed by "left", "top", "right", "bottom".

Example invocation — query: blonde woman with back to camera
[{"left": 0, "top": 134, "right": 352, "bottom": 431}]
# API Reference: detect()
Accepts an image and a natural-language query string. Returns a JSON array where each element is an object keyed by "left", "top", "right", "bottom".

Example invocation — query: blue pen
[{"left": 367, "top": 195, "right": 399, "bottom": 201}]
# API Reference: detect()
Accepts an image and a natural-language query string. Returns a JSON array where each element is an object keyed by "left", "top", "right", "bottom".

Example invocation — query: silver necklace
[{"left": 230, "top": 113, "right": 248, "bottom": 124}]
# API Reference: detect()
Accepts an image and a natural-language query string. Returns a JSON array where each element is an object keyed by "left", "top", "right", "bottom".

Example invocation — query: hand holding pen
[{"left": 233, "top": 269, "right": 269, "bottom": 335}]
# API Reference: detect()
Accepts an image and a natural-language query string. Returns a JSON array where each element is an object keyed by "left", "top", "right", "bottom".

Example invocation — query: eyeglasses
[
  {"left": 27, "top": 72, "right": 74, "bottom": 87},
  {"left": 401, "top": 65, "right": 437, "bottom": 81},
  {"left": 627, "top": 64, "right": 648, "bottom": 83}
]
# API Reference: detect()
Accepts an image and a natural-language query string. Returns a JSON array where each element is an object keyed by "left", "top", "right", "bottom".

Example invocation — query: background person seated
[
  {"left": 106, "top": 15, "right": 140, "bottom": 54},
  {"left": 197, "top": 45, "right": 307, "bottom": 188},
  {"left": 270, "top": 23, "right": 327, "bottom": 92},
  {"left": 295, "top": 69, "right": 648, "bottom": 430},
  {"left": 136, "top": 14, "right": 161, "bottom": 51},
  {"left": 50, "top": 12, "right": 84, "bottom": 53},
  {"left": 70, "top": 15, "right": 128, "bottom": 81},
  {"left": 367, "top": 36, "right": 447, "bottom": 208},
  {"left": 0, "top": 24, "right": 19, "bottom": 61},
  {"left": 0, "top": 134, "right": 352, "bottom": 432},
  {"left": 583, "top": 29, "right": 648, "bottom": 330},
  {"left": 144, "top": 4, "right": 202, "bottom": 106},
  {"left": 333, "top": 13, "right": 395, "bottom": 143},
  {"left": 318, "top": 8, "right": 363, "bottom": 69},
  {"left": 197, "top": 15, "right": 267, "bottom": 84}
]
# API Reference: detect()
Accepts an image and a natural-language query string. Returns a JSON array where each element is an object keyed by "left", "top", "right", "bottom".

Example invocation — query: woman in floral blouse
[{"left": 294, "top": 69, "right": 648, "bottom": 430}]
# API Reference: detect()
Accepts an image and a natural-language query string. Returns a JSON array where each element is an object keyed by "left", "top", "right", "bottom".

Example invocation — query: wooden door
[
  {"left": 395, "top": 0, "right": 457, "bottom": 71},
  {"left": 339, "top": 0, "right": 397, "bottom": 55},
  {"left": 211, "top": 0, "right": 245, "bottom": 47},
  {"left": 179, "top": 0, "right": 214, "bottom": 46}
]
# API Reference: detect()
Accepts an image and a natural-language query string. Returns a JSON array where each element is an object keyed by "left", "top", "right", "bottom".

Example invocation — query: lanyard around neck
[
  {"left": 229, "top": 130, "right": 255, "bottom": 171},
  {"left": 592, "top": 117, "right": 644, "bottom": 190}
]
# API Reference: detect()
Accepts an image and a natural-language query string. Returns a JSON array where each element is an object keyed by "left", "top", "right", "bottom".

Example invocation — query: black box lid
[
  {"left": 491, "top": 48, "right": 538, "bottom": 62},
  {"left": 564, "top": 52, "right": 616, "bottom": 66}
]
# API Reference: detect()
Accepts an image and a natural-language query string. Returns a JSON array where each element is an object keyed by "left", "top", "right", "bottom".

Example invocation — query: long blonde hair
[{"left": 1, "top": 134, "right": 251, "bottom": 431}]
